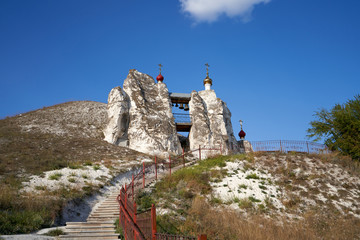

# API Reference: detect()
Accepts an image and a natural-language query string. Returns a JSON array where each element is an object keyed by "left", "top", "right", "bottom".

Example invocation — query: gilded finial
[{"left": 158, "top": 64, "right": 163, "bottom": 74}]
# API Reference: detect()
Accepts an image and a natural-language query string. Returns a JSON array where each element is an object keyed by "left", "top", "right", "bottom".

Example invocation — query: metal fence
[{"left": 250, "top": 140, "right": 328, "bottom": 154}]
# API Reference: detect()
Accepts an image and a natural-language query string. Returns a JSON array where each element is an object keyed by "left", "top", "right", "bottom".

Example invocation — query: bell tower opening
[{"left": 170, "top": 92, "right": 191, "bottom": 150}]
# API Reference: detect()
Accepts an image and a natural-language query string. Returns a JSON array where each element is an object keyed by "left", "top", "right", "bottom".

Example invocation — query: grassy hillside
[
  {"left": 136, "top": 152, "right": 360, "bottom": 240},
  {"left": 0, "top": 101, "right": 148, "bottom": 234}
]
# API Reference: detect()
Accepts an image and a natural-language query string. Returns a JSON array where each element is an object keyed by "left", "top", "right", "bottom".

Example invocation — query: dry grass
[{"left": 182, "top": 196, "right": 360, "bottom": 240}]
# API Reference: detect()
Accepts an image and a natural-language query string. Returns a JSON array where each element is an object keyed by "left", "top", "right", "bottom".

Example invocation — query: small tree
[{"left": 307, "top": 95, "right": 360, "bottom": 160}]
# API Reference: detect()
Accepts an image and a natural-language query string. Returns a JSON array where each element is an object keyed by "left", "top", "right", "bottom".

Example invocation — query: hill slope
[
  {"left": 139, "top": 152, "right": 360, "bottom": 239},
  {"left": 0, "top": 101, "right": 151, "bottom": 234},
  {"left": 0, "top": 101, "right": 149, "bottom": 177}
]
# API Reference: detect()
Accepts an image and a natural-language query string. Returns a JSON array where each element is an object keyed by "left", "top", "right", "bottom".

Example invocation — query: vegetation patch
[
  {"left": 48, "top": 173, "right": 62, "bottom": 180},
  {"left": 44, "top": 228, "right": 64, "bottom": 236}
]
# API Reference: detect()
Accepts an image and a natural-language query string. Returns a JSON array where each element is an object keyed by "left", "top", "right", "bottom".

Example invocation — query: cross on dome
[
  {"left": 156, "top": 64, "right": 164, "bottom": 82},
  {"left": 204, "top": 63, "right": 212, "bottom": 90}
]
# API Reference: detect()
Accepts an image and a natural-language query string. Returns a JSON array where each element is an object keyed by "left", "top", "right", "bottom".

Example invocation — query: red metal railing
[
  {"left": 118, "top": 146, "right": 216, "bottom": 240},
  {"left": 250, "top": 140, "right": 328, "bottom": 154}
]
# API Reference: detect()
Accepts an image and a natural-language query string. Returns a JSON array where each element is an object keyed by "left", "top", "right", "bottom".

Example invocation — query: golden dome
[{"left": 204, "top": 76, "right": 212, "bottom": 86}]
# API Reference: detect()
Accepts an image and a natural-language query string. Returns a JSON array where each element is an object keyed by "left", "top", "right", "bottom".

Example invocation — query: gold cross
[
  {"left": 158, "top": 64, "right": 163, "bottom": 74},
  {"left": 205, "top": 63, "right": 210, "bottom": 77}
]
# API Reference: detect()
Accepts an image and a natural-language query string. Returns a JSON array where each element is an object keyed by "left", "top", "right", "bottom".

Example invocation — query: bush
[
  {"left": 308, "top": 94, "right": 360, "bottom": 160},
  {"left": 48, "top": 172, "right": 62, "bottom": 180},
  {"left": 45, "top": 228, "right": 64, "bottom": 236}
]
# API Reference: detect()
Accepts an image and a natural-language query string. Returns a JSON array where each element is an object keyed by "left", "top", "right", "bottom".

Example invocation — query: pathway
[{"left": 58, "top": 156, "right": 197, "bottom": 239}]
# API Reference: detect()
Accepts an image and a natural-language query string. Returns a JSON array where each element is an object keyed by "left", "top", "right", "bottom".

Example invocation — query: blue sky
[{"left": 1, "top": 0, "right": 359, "bottom": 142}]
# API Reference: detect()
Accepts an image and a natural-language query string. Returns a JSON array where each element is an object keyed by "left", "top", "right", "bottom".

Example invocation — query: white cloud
[{"left": 179, "top": 0, "right": 270, "bottom": 23}]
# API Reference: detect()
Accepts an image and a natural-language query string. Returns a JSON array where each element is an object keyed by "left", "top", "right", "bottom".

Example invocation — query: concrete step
[
  {"left": 66, "top": 221, "right": 114, "bottom": 226},
  {"left": 95, "top": 207, "right": 119, "bottom": 211},
  {"left": 91, "top": 211, "right": 118, "bottom": 214},
  {"left": 62, "top": 230, "right": 116, "bottom": 235},
  {"left": 89, "top": 213, "right": 118, "bottom": 217},
  {"left": 87, "top": 216, "right": 117, "bottom": 220},
  {"left": 97, "top": 204, "right": 119, "bottom": 207},
  {"left": 87, "top": 218, "right": 117, "bottom": 222},
  {"left": 58, "top": 234, "right": 119, "bottom": 239},
  {"left": 66, "top": 226, "right": 115, "bottom": 231},
  {"left": 93, "top": 208, "right": 119, "bottom": 211}
]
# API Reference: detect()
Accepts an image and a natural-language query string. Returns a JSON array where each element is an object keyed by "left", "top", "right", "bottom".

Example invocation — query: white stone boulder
[
  {"left": 103, "top": 87, "right": 130, "bottom": 146},
  {"left": 104, "top": 69, "right": 182, "bottom": 156},
  {"left": 189, "top": 89, "right": 239, "bottom": 158}
]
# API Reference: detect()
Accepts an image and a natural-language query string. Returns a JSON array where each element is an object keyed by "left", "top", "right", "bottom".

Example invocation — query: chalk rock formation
[
  {"left": 103, "top": 70, "right": 181, "bottom": 156},
  {"left": 189, "top": 90, "right": 239, "bottom": 157},
  {"left": 239, "top": 140, "right": 253, "bottom": 153},
  {"left": 103, "top": 87, "right": 130, "bottom": 146}
]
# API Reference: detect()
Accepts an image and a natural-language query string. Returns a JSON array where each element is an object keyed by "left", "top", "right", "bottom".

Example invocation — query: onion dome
[
  {"left": 157, "top": 64, "right": 164, "bottom": 82},
  {"left": 239, "top": 130, "right": 246, "bottom": 139},
  {"left": 156, "top": 74, "right": 164, "bottom": 82},
  {"left": 203, "top": 76, "right": 212, "bottom": 86}
]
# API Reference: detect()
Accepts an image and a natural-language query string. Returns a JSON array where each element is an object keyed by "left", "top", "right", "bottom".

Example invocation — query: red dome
[
  {"left": 156, "top": 74, "right": 164, "bottom": 82},
  {"left": 239, "top": 130, "right": 246, "bottom": 139}
]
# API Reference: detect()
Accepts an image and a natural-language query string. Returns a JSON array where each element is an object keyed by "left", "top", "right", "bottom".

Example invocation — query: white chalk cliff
[
  {"left": 189, "top": 89, "right": 239, "bottom": 157},
  {"left": 103, "top": 70, "right": 181, "bottom": 156},
  {"left": 104, "top": 69, "right": 239, "bottom": 157}
]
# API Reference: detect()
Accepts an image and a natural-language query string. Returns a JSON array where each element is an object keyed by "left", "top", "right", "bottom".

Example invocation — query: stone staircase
[
  {"left": 58, "top": 158, "right": 197, "bottom": 239},
  {"left": 59, "top": 192, "right": 120, "bottom": 240}
]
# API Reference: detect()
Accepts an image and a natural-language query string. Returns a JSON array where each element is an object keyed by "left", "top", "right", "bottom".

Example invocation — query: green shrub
[
  {"left": 245, "top": 173, "right": 260, "bottom": 180},
  {"left": 239, "top": 184, "right": 247, "bottom": 189},
  {"left": 48, "top": 173, "right": 62, "bottom": 180},
  {"left": 238, "top": 198, "right": 253, "bottom": 209},
  {"left": 249, "top": 196, "right": 261, "bottom": 203},
  {"left": 45, "top": 228, "right": 64, "bottom": 236},
  {"left": 136, "top": 191, "right": 155, "bottom": 211},
  {"left": 68, "top": 178, "right": 76, "bottom": 183}
]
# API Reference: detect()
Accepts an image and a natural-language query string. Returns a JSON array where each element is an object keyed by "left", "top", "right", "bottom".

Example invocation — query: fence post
[
  {"left": 132, "top": 174, "right": 134, "bottom": 201},
  {"left": 118, "top": 188, "right": 122, "bottom": 232},
  {"left": 198, "top": 235, "right": 207, "bottom": 240},
  {"left": 306, "top": 142, "right": 310, "bottom": 154},
  {"left": 134, "top": 202, "right": 137, "bottom": 240},
  {"left": 142, "top": 162, "right": 145, "bottom": 189},
  {"left": 280, "top": 140, "right": 282, "bottom": 152},
  {"left": 169, "top": 155, "right": 171, "bottom": 177},
  {"left": 182, "top": 148, "right": 185, "bottom": 168},
  {"left": 155, "top": 156, "right": 157, "bottom": 180},
  {"left": 151, "top": 204, "right": 157, "bottom": 240},
  {"left": 199, "top": 145, "right": 201, "bottom": 161},
  {"left": 125, "top": 191, "right": 127, "bottom": 213}
]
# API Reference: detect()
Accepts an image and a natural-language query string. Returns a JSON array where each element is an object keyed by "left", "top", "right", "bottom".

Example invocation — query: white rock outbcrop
[
  {"left": 189, "top": 89, "right": 239, "bottom": 158},
  {"left": 103, "top": 87, "right": 130, "bottom": 146},
  {"left": 103, "top": 70, "right": 181, "bottom": 156}
]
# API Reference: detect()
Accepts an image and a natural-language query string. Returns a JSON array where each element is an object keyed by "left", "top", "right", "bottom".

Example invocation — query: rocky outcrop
[
  {"left": 103, "top": 87, "right": 130, "bottom": 146},
  {"left": 189, "top": 90, "right": 239, "bottom": 157},
  {"left": 103, "top": 70, "right": 181, "bottom": 156},
  {"left": 239, "top": 140, "right": 253, "bottom": 153}
]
